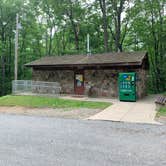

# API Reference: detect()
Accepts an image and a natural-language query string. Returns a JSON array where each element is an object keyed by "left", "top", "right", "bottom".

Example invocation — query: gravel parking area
[
  {"left": 0, "top": 106, "right": 102, "bottom": 119},
  {"left": 0, "top": 114, "right": 165, "bottom": 166}
]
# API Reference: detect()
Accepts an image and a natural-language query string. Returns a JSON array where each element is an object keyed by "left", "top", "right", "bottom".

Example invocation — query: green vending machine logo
[{"left": 118, "top": 72, "right": 136, "bottom": 102}]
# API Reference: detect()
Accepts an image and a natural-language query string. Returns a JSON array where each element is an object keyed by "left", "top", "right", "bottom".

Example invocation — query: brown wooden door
[{"left": 74, "top": 71, "right": 84, "bottom": 95}]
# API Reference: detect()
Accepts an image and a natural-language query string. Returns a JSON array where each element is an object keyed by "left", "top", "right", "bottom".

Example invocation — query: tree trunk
[
  {"left": 1, "top": 56, "right": 5, "bottom": 96},
  {"left": 70, "top": 18, "right": 79, "bottom": 51},
  {"left": 48, "top": 27, "right": 53, "bottom": 55},
  {"left": 99, "top": 0, "right": 109, "bottom": 52},
  {"left": 110, "top": 0, "right": 126, "bottom": 52}
]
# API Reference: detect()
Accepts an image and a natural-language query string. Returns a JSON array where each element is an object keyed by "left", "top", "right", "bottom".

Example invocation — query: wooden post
[{"left": 14, "top": 14, "right": 19, "bottom": 80}]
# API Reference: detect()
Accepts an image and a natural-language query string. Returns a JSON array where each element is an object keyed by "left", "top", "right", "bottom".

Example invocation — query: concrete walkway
[
  {"left": 20, "top": 93, "right": 160, "bottom": 124},
  {"left": 88, "top": 95, "right": 160, "bottom": 124}
]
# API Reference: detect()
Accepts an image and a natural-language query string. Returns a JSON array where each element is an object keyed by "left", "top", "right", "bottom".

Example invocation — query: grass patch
[
  {"left": 157, "top": 106, "right": 166, "bottom": 117},
  {"left": 0, "top": 95, "right": 111, "bottom": 109}
]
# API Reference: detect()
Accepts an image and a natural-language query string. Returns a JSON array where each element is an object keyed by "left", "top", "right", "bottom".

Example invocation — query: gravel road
[{"left": 0, "top": 114, "right": 165, "bottom": 166}]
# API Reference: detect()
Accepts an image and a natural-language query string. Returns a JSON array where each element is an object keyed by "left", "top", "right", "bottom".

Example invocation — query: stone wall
[
  {"left": 32, "top": 68, "right": 148, "bottom": 99},
  {"left": 84, "top": 69, "right": 147, "bottom": 98},
  {"left": 32, "top": 69, "right": 74, "bottom": 94},
  {"left": 135, "top": 69, "right": 148, "bottom": 99},
  {"left": 84, "top": 70, "right": 119, "bottom": 97}
]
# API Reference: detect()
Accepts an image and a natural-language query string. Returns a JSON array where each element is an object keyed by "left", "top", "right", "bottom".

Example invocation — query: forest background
[{"left": 0, "top": 0, "right": 165, "bottom": 96}]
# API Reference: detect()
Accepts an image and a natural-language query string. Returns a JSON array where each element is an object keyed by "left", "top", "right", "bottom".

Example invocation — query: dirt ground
[{"left": 0, "top": 106, "right": 103, "bottom": 119}]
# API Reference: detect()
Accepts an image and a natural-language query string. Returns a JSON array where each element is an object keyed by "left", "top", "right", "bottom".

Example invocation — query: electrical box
[{"left": 118, "top": 72, "right": 136, "bottom": 102}]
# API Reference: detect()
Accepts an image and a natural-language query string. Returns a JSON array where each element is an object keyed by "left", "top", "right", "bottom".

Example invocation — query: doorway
[{"left": 74, "top": 70, "right": 84, "bottom": 95}]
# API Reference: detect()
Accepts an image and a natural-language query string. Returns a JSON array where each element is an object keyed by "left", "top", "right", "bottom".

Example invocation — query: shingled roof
[{"left": 25, "top": 52, "right": 148, "bottom": 67}]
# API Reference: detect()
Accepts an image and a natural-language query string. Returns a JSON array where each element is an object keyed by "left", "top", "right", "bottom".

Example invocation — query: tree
[
  {"left": 108, "top": 0, "right": 132, "bottom": 52},
  {"left": 130, "top": 0, "right": 166, "bottom": 92},
  {"left": 0, "top": 0, "right": 165, "bottom": 96},
  {"left": 98, "top": 0, "right": 109, "bottom": 52}
]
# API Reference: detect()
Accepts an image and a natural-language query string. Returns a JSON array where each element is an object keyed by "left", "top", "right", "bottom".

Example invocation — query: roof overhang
[{"left": 25, "top": 52, "right": 148, "bottom": 69}]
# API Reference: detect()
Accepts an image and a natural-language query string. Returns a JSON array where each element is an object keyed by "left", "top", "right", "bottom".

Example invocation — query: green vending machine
[{"left": 118, "top": 72, "right": 136, "bottom": 102}]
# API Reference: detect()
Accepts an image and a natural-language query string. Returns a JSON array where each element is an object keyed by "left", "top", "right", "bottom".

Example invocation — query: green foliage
[
  {"left": 130, "top": 0, "right": 166, "bottom": 93},
  {"left": 157, "top": 106, "right": 166, "bottom": 117},
  {"left": 0, "top": 0, "right": 165, "bottom": 96},
  {"left": 0, "top": 95, "right": 111, "bottom": 109}
]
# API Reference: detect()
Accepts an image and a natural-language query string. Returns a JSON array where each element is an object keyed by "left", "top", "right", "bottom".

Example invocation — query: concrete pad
[
  {"left": 121, "top": 103, "right": 158, "bottom": 124},
  {"left": 88, "top": 95, "right": 161, "bottom": 124},
  {"left": 60, "top": 95, "right": 160, "bottom": 124},
  {"left": 89, "top": 102, "right": 131, "bottom": 121}
]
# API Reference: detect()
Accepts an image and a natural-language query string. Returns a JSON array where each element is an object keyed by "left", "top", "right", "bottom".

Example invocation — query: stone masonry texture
[{"left": 32, "top": 68, "right": 147, "bottom": 99}]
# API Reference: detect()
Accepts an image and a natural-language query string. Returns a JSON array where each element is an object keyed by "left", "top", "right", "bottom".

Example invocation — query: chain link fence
[{"left": 12, "top": 80, "right": 61, "bottom": 95}]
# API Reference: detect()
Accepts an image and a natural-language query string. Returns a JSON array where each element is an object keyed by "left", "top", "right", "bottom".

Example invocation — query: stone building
[{"left": 26, "top": 52, "right": 149, "bottom": 99}]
